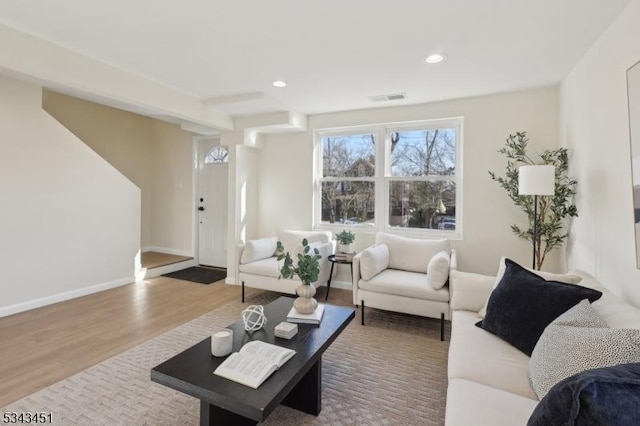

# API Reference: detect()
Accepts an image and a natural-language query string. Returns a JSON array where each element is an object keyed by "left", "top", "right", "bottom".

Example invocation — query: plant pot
[
  {"left": 294, "top": 283, "right": 318, "bottom": 314},
  {"left": 338, "top": 243, "right": 352, "bottom": 253}
]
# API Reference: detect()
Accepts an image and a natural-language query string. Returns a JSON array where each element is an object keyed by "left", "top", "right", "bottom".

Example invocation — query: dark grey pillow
[
  {"left": 528, "top": 363, "right": 640, "bottom": 426},
  {"left": 475, "top": 259, "right": 602, "bottom": 355}
]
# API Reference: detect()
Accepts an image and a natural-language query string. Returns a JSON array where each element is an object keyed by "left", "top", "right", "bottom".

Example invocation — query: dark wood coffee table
[{"left": 151, "top": 296, "right": 355, "bottom": 425}]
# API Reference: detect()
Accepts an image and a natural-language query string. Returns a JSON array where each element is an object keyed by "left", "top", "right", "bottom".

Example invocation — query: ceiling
[{"left": 0, "top": 0, "right": 631, "bottom": 118}]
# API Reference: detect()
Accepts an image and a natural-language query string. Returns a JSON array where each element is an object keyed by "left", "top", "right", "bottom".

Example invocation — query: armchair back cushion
[
  {"left": 360, "top": 243, "right": 389, "bottom": 281},
  {"left": 240, "top": 237, "right": 277, "bottom": 264},
  {"left": 375, "top": 233, "right": 450, "bottom": 273},
  {"left": 277, "top": 230, "right": 332, "bottom": 254}
]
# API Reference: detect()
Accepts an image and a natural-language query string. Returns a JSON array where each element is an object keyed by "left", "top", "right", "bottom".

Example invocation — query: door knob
[{"left": 198, "top": 206, "right": 205, "bottom": 211}]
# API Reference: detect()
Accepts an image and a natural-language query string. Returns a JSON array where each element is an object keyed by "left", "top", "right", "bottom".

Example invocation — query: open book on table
[{"left": 213, "top": 340, "right": 296, "bottom": 389}]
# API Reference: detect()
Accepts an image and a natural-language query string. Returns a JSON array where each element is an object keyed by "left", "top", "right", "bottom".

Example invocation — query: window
[
  {"left": 315, "top": 118, "right": 462, "bottom": 237},
  {"left": 205, "top": 146, "right": 229, "bottom": 164}
]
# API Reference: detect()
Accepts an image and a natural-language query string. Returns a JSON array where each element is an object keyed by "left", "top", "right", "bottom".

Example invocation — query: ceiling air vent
[{"left": 369, "top": 93, "right": 407, "bottom": 102}]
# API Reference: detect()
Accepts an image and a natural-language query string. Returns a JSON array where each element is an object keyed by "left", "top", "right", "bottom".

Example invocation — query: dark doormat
[{"left": 162, "top": 267, "right": 227, "bottom": 284}]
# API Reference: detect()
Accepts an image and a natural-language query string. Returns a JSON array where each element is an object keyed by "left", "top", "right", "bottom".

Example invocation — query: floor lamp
[{"left": 518, "top": 165, "right": 555, "bottom": 269}]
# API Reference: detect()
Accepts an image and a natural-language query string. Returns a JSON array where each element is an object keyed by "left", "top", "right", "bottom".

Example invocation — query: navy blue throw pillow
[
  {"left": 476, "top": 259, "right": 602, "bottom": 356},
  {"left": 528, "top": 363, "right": 640, "bottom": 426}
]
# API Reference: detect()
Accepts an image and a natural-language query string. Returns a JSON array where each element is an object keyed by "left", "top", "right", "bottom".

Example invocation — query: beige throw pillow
[
  {"left": 360, "top": 244, "right": 389, "bottom": 281},
  {"left": 426, "top": 251, "right": 451, "bottom": 290}
]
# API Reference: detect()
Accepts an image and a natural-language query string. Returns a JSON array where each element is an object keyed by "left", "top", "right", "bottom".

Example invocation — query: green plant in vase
[
  {"left": 276, "top": 238, "right": 321, "bottom": 314},
  {"left": 335, "top": 230, "right": 355, "bottom": 253}
]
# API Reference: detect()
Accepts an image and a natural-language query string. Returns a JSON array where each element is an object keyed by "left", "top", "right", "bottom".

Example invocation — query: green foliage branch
[
  {"left": 335, "top": 230, "right": 355, "bottom": 245},
  {"left": 276, "top": 238, "right": 321, "bottom": 284},
  {"left": 488, "top": 132, "right": 578, "bottom": 269}
]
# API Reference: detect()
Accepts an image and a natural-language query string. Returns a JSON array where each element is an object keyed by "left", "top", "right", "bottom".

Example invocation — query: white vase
[
  {"left": 339, "top": 243, "right": 352, "bottom": 253},
  {"left": 294, "top": 283, "right": 318, "bottom": 314}
]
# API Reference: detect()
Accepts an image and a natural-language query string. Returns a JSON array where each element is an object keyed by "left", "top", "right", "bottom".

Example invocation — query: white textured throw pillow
[
  {"left": 360, "top": 244, "right": 389, "bottom": 281},
  {"left": 426, "top": 251, "right": 451, "bottom": 290},
  {"left": 477, "top": 257, "right": 583, "bottom": 318},
  {"left": 240, "top": 237, "right": 278, "bottom": 264},
  {"left": 529, "top": 299, "right": 640, "bottom": 399},
  {"left": 375, "top": 233, "right": 450, "bottom": 274}
]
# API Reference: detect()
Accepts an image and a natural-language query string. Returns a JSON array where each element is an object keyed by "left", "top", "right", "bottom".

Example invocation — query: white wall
[
  {"left": 560, "top": 0, "right": 640, "bottom": 308},
  {"left": 258, "top": 87, "right": 561, "bottom": 280},
  {"left": 0, "top": 75, "right": 140, "bottom": 316}
]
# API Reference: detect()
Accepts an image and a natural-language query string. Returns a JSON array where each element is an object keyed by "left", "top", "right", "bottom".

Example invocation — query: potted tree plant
[
  {"left": 489, "top": 131, "right": 578, "bottom": 270},
  {"left": 276, "top": 238, "right": 321, "bottom": 314},
  {"left": 336, "top": 230, "right": 355, "bottom": 253}
]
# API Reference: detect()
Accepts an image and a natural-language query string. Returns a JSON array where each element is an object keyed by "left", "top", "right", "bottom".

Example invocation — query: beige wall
[
  {"left": 560, "top": 0, "right": 640, "bottom": 308},
  {"left": 258, "top": 86, "right": 561, "bottom": 280},
  {"left": 42, "top": 91, "right": 195, "bottom": 255},
  {"left": 0, "top": 75, "right": 140, "bottom": 315},
  {"left": 150, "top": 120, "right": 193, "bottom": 253},
  {"left": 43, "top": 91, "right": 153, "bottom": 246}
]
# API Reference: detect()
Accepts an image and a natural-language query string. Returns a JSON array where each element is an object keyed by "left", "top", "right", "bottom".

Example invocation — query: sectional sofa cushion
[
  {"left": 529, "top": 299, "right": 640, "bottom": 399},
  {"left": 375, "top": 233, "right": 449, "bottom": 274},
  {"left": 240, "top": 237, "right": 278, "bottom": 264},
  {"left": 478, "top": 257, "right": 582, "bottom": 317},
  {"left": 528, "top": 363, "right": 640, "bottom": 426},
  {"left": 238, "top": 256, "right": 280, "bottom": 278},
  {"left": 427, "top": 250, "right": 451, "bottom": 290},
  {"left": 360, "top": 244, "right": 389, "bottom": 281},
  {"left": 476, "top": 259, "right": 602, "bottom": 356},
  {"left": 358, "top": 269, "right": 449, "bottom": 302}
]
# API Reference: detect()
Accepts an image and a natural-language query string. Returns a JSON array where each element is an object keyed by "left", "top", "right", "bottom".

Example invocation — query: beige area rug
[{"left": 1, "top": 292, "right": 450, "bottom": 425}]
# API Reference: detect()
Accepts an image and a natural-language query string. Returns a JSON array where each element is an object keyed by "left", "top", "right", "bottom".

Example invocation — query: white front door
[{"left": 197, "top": 139, "right": 228, "bottom": 268}]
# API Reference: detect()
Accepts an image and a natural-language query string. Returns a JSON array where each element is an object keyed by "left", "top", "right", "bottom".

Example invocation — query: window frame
[{"left": 313, "top": 118, "right": 463, "bottom": 239}]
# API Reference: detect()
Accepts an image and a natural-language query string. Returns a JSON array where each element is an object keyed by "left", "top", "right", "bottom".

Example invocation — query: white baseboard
[
  {"left": 142, "top": 246, "right": 193, "bottom": 257},
  {"left": 328, "top": 279, "right": 353, "bottom": 291},
  {"left": 137, "top": 259, "right": 196, "bottom": 280},
  {"left": 0, "top": 276, "right": 134, "bottom": 319}
]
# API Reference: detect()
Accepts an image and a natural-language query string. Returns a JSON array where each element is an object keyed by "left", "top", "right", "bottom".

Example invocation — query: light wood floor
[
  {"left": 0, "top": 276, "right": 353, "bottom": 407},
  {"left": 140, "top": 251, "right": 192, "bottom": 269}
]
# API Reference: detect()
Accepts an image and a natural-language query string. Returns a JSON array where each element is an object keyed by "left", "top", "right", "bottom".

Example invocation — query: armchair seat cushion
[
  {"left": 238, "top": 256, "right": 280, "bottom": 278},
  {"left": 358, "top": 269, "right": 449, "bottom": 302}
]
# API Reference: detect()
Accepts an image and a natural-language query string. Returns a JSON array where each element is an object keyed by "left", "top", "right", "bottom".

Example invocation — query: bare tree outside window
[
  {"left": 388, "top": 129, "right": 457, "bottom": 230},
  {"left": 315, "top": 120, "right": 461, "bottom": 234},
  {"left": 321, "top": 134, "right": 375, "bottom": 225}
]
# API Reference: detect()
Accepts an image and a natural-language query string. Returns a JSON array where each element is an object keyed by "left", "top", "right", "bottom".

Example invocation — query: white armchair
[
  {"left": 237, "top": 230, "right": 336, "bottom": 302},
  {"left": 352, "top": 233, "right": 457, "bottom": 340}
]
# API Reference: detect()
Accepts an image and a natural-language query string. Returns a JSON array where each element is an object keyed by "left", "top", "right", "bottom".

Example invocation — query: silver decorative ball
[{"left": 241, "top": 305, "right": 267, "bottom": 332}]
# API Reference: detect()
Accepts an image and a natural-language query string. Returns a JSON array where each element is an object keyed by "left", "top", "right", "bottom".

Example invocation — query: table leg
[
  {"left": 200, "top": 401, "right": 257, "bottom": 426},
  {"left": 282, "top": 358, "right": 322, "bottom": 415},
  {"left": 326, "top": 262, "right": 335, "bottom": 301}
]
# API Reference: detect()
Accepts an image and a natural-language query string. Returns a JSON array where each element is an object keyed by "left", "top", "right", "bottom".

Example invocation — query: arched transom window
[{"left": 205, "top": 146, "right": 229, "bottom": 164}]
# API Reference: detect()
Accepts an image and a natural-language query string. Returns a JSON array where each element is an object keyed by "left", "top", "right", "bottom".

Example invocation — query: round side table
[{"left": 326, "top": 254, "right": 354, "bottom": 301}]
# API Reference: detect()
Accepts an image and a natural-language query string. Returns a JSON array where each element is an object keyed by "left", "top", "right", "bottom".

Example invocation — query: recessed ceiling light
[
  {"left": 425, "top": 53, "right": 446, "bottom": 64},
  {"left": 272, "top": 80, "right": 287, "bottom": 88}
]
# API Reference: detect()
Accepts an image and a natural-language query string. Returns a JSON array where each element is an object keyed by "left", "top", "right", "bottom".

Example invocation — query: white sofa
[
  {"left": 445, "top": 268, "right": 640, "bottom": 426},
  {"left": 352, "top": 233, "right": 457, "bottom": 341},
  {"left": 236, "top": 230, "right": 335, "bottom": 302}
]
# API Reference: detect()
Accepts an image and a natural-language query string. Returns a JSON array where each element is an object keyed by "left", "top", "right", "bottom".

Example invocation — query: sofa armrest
[
  {"left": 236, "top": 243, "right": 245, "bottom": 263},
  {"left": 450, "top": 270, "right": 495, "bottom": 312},
  {"left": 450, "top": 249, "right": 458, "bottom": 273},
  {"left": 313, "top": 240, "right": 335, "bottom": 286},
  {"left": 352, "top": 250, "right": 364, "bottom": 305}
]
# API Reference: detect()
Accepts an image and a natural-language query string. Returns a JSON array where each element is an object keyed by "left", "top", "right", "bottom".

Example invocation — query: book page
[
  {"left": 213, "top": 352, "right": 277, "bottom": 389},
  {"left": 240, "top": 341, "right": 296, "bottom": 367}
]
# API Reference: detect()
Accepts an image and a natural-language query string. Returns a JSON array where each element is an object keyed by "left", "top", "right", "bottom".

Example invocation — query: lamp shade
[{"left": 518, "top": 165, "right": 555, "bottom": 195}]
